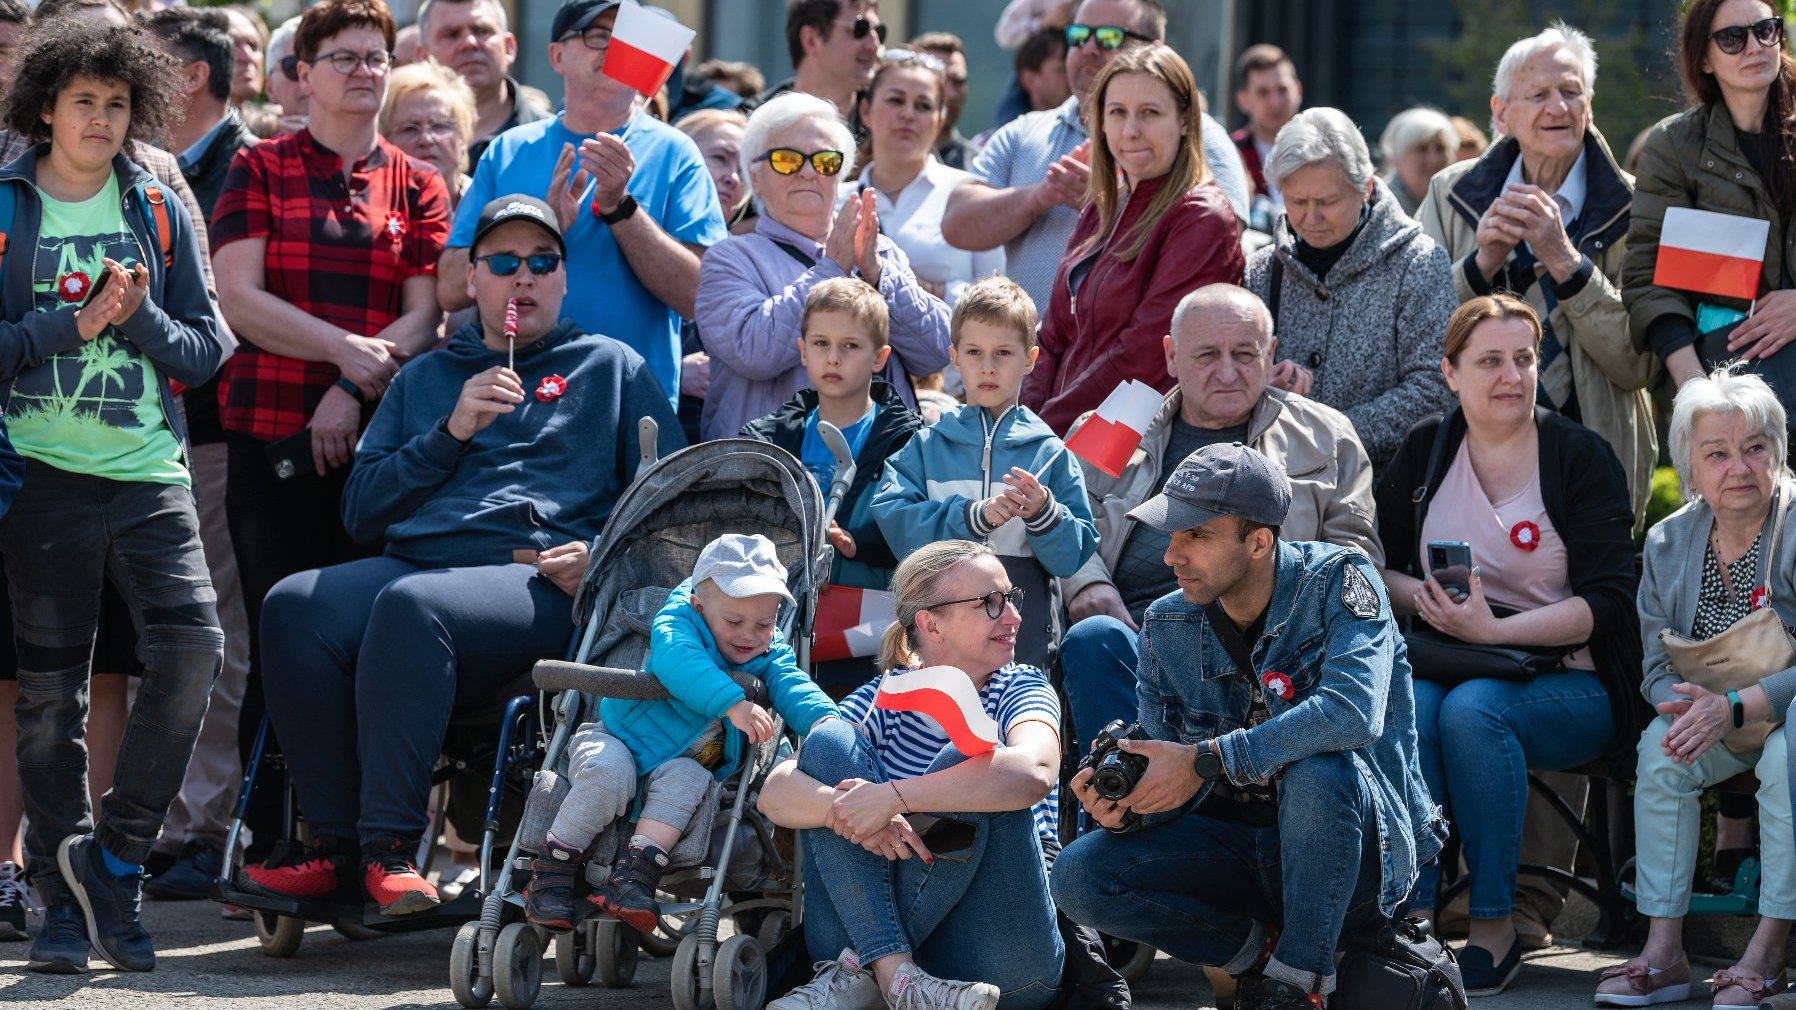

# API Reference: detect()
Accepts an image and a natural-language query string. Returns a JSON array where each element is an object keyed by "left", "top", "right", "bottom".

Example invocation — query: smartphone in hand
[{"left": 1427, "top": 540, "right": 1473, "bottom": 598}]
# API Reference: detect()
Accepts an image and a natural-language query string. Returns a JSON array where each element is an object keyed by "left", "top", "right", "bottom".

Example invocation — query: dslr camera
[{"left": 1080, "top": 720, "right": 1150, "bottom": 801}]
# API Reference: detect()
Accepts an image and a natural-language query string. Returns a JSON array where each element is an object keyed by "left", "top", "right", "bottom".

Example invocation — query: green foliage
[
  {"left": 1429, "top": 0, "right": 1684, "bottom": 157},
  {"left": 1641, "top": 465, "right": 1686, "bottom": 543}
]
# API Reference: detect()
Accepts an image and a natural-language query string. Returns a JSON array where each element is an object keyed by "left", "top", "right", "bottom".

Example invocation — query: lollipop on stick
[{"left": 504, "top": 298, "right": 519, "bottom": 372}]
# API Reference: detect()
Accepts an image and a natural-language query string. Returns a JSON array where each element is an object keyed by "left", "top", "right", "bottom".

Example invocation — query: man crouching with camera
[{"left": 1050, "top": 444, "right": 1445, "bottom": 1010}]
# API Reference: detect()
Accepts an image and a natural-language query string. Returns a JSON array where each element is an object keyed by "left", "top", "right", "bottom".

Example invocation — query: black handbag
[{"left": 1334, "top": 917, "right": 1467, "bottom": 1010}]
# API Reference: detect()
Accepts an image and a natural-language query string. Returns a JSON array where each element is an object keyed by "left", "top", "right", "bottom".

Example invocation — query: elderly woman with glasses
[
  {"left": 758, "top": 540, "right": 1065, "bottom": 1010},
  {"left": 694, "top": 91, "right": 951, "bottom": 441},
  {"left": 1626, "top": 0, "right": 1796, "bottom": 410},
  {"left": 1379, "top": 107, "right": 1457, "bottom": 218},
  {"left": 381, "top": 61, "right": 477, "bottom": 209}
]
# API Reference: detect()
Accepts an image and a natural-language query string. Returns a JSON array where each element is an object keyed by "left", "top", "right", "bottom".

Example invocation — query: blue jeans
[
  {"left": 1051, "top": 750, "right": 1386, "bottom": 996},
  {"left": 260, "top": 556, "right": 574, "bottom": 845},
  {"left": 1, "top": 466, "right": 223, "bottom": 893},
  {"left": 795, "top": 719, "right": 1063, "bottom": 1010},
  {"left": 1059, "top": 616, "right": 1139, "bottom": 755},
  {"left": 1409, "top": 671, "right": 1613, "bottom": 918}
]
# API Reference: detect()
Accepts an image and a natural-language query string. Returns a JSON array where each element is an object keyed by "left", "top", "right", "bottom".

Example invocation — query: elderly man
[
  {"left": 940, "top": 0, "right": 1250, "bottom": 309},
  {"left": 415, "top": 0, "right": 551, "bottom": 167},
  {"left": 1419, "top": 21, "right": 1657, "bottom": 525},
  {"left": 1058, "top": 284, "right": 1378, "bottom": 753}
]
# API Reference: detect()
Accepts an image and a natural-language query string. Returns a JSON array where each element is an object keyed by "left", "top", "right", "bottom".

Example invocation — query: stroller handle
[{"left": 532, "top": 659, "right": 770, "bottom": 707}]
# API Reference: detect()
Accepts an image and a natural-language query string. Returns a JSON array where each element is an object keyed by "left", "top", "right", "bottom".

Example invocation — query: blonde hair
[
  {"left": 877, "top": 540, "right": 996, "bottom": 671},
  {"left": 803, "top": 277, "right": 889, "bottom": 349},
  {"left": 380, "top": 59, "right": 477, "bottom": 175},
  {"left": 1079, "top": 44, "right": 1209, "bottom": 263},
  {"left": 951, "top": 276, "right": 1038, "bottom": 350}
]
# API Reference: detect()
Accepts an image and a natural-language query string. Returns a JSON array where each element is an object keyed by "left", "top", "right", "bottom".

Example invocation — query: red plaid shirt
[{"left": 210, "top": 130, "right": 449, "bottom": 441}]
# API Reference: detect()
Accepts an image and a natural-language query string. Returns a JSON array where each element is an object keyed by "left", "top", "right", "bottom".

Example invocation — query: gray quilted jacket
[{"left": 1246, "top": 178, "right": 1457, "bottom": 465}]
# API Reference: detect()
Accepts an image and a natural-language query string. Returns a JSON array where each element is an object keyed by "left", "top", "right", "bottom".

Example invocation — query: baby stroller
[{"left": 449, "top": 418, "right": 857, "bottom": 1010}]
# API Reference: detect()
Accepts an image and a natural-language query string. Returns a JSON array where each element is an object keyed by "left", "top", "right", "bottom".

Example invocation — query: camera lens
[{"left": 1092, "top": 766, "right": 1131, "bottom": 800}]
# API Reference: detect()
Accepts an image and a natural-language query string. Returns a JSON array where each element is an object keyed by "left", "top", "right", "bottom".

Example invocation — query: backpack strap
[
  {"left": 1409, "top": 411, "right": 1458, "bottom": 578},
  {"left": 139, "top": 181, "right": 174, "bottom": 269},
  {"left": 0, "top": 181, "right": 14, "bottom": 290}
]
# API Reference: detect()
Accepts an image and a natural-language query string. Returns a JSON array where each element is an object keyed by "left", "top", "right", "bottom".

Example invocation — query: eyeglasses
[
  {"left": 760, "top": 148, "right": 846, "bottom": 176},
  {"left": 278, "top": 54, "right": 300, "bottom": 81},
  {"left": 1064, "top": 23, "right": 1152, "bottom": 51},
  {"left": 390, "top": 120, "right": 461, "bottom": 144},
  {"left": 1710, "top": 16, "right": 1784, "bottom": 55},
  {"left": 927, "top": 588, "right": 1025, "bottom": 620},
  {"left": 307, "top": 49, "right": 393, "bottom": 75},
  {"left": 835, "top": 15, "right": 887, "bottom": 42},
  {"left": 560, "top": 24, "right": 611, "bottom": 50},
  {"left": 475, "top": 252, "right": 563, "bottom": 276},
  {"left": 881, "top": 48, "right": 946, "bottom": 75}
]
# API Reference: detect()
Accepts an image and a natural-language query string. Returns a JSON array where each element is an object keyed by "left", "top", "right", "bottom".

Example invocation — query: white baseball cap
[{"left": 692, "top": 533, "right": 795, "bottom": 605}]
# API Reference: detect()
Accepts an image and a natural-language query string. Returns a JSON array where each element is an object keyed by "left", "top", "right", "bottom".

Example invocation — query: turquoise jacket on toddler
[{"left": 599, "top": 578, "right": 838, "bottom": 780}]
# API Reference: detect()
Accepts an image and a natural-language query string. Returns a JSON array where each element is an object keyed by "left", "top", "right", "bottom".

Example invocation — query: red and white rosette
[
  {"left": 536, "top": 374, "right": 567, "bottom": 402},
  {"left": 1752, "top": 585, "right": 1770, "bottom": 611},
  {"left": 1509, "top": 520, "right": 1540, "bottom": 552},
  {"left": 1261, "top": 670, "right": 1295, "bottom": 702}
]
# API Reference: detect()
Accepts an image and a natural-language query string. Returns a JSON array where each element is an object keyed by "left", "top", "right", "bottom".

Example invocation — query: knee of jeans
[
  {"left": 1435, "top": 680, "right": 1513, "bottom": 739},
  {"left": 1047, "top": 834, "right": 1113, "bottom": 924},
  {"left": 369, "top": 573, "right": 445, "bottom": 632},
  {"left": 1278, "top": 750, "right": 1360, "bottom": 806},
  {"left": 1062, "top": 615, "right": 1134, "bottom": 673},
  {"left": 796, "top": 717, "right": 870, "bottom": 782}
]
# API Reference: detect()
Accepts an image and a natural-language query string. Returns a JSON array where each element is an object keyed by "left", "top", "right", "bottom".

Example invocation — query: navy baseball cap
[
  {"left": 1127, "top": 443, "right": 1292, "bottom": 533},
  {"left": 550, "top": 0, "right": 622, "bottom": 41},
  {"left": 471, "top": 195, "right": 566, "bottom": 257}
]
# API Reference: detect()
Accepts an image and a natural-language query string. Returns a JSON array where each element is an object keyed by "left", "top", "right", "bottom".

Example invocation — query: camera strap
[{"left": 1203, "top": 602, "right": 1257, "bottom": 679}]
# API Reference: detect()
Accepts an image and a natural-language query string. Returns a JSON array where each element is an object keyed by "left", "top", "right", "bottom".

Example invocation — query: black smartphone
[
  {"left": 1427, "top": 540, "right": 1473, "bottom": 597},
  {"left": 918, "top": 817, "right": 977, "bottom": 857},
  {"left": 80, "top": 266, "right": 119, "bottom": 309},
  {"left": 262, "top": 427, "right": 314, "bottom": 482}
]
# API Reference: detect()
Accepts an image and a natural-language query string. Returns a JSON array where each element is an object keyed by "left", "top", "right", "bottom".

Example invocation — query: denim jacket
[{"left": 1135, "top": 539, "right": 1447, "bottom": 915}]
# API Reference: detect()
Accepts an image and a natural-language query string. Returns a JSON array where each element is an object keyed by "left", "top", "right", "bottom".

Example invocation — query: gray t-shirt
[{"left": 1116, "top": 420, "right": 1249, "bottom": 619}]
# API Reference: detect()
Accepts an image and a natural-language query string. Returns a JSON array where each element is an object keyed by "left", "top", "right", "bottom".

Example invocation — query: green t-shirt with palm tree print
[{"left": 12, "top": 172, "right": 186, "bottom": 487}]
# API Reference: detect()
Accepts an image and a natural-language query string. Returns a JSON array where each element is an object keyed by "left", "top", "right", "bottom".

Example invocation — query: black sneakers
[
  {"left": 1251, "top": 977, "right": 1324, "bottom": 1009},
  {"left": 58, "top": 833, "right": 154, "bottom": 972},
  {"left": 0, "top": 860, "right": 31, "bottom": 940},
  {"left": 26, "top": 901, "right": 87, "bottom": 974},
  {"left": 145, "top": 839, "right": 224, "bottom": 901},
  {"left": 590, "top": 843, "right": 667, "bottom": 933},
  {"left": 524, "top": 838, "right": 582, "bottom": 931}
]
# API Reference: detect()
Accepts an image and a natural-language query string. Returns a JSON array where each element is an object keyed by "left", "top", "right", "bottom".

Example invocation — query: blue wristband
[{"left": 334, "top": 376, "right": 366, "bottom": 403}]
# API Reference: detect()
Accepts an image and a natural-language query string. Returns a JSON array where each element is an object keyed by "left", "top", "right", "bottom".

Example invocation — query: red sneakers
[
  {"left": 362, "top": 838, "right": 440, "bottom": 916},
  {"left": 239, "top": 842, "right": 356, "bottom": 901}
]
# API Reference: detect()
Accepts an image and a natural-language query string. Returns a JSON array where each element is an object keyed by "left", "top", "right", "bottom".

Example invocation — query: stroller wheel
[
  {"left": 1102, "top": 934, "right": 1156, "bottom": 984},
  {"left": 755, "top": 910, "right": 790, "bottom": 951},
  {"left": 449, "top": 921, "right": 495, "bottom": 1008},
  {"left": 670, "top": 931, "right": 710, "bottom": 1010},
  {"left": 554, "top": 922, "right": 596, "bottom": 987},
  {"left": 253, "top": 910, "right": 305, "bottom": 958},
  {"left": 494, "top": 921, "right": 544, "bottom": 1010},
  {"left": 592, "top": 918, "right": 640, "bottom": 988},
  {"left": 712, "top": 934, "right": 767, "bottom": 1010}
]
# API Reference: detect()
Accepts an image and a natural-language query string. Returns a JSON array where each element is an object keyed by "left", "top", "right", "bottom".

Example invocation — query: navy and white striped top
[{"left": 840, "top": 663, "right": 1062, "bottom": 860}]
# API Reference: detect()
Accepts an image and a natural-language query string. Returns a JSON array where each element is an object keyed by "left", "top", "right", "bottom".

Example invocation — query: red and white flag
[
  {"left": 1653, "top": 207, "right": 1769, "bottom": 302},
  {"left": 873, "top": 666, "right": 1001, "bottom": 756},
  {"left": 602, "top": 2, "right": 696, "bottom": 98},
  {"left": 1063, "top": 379, "right": 1164, "bottom": 477},
  {"left": 813, "top": 585, "right": 896, "bottom": 664}
]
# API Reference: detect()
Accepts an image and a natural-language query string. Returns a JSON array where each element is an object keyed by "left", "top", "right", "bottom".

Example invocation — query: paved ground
[{"left": 0, "top": 895, "right": 1716, "bottom": 1009}]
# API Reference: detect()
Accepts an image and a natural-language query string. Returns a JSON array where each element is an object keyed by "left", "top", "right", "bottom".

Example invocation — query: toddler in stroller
[{"left": 523, "top": 533, "right": 839, "bottom": 933}]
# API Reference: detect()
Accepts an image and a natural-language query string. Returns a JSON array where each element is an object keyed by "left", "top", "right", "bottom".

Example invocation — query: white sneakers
[{"left": 767, "top": 950, "right": 1000, "bottom": 1010}]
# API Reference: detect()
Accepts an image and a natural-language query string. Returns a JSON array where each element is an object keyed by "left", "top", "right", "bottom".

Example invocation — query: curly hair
[{"left": 2, "top": 17, "right": 182, "bottom": 156}]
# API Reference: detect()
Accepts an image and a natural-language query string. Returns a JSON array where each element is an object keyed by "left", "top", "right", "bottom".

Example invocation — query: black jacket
[
  {"left": 740, "top": 380, "right": 921, "bottom": 573},
  {"left": 180, "top": 109, "right": 256, "bottom": 222},
  {"left": 1375, "top": 406, "right": 1647, "bottom": 755}
]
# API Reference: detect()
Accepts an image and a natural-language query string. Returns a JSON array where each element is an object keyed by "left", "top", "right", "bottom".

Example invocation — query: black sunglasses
[
  {"left": 279, "top": 54, "right": 299, "bottom": 82},
  {"left": 475, "top": 252, "right": 563, "bottom": 276},
  {"left": 1710, "top": 16, "right": 1785, "bottom": 55},
  {"left": 836, "top": 15, "right": 887, "bottom": 43},
  {"left": 1065, "top": 23, "right": 1152, "bottom": 51},
  {"left": 927, "top": 588, "right": 1025, "bottom": 620}
]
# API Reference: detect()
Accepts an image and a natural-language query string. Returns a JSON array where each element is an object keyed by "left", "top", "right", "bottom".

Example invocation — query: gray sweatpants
[{"left": 548, "top": 720, "right": 715, "bottom": 850}]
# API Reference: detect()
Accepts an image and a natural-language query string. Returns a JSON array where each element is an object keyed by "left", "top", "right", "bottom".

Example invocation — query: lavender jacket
[{"left": 694, "top": 214, "right": 952, "bottom": 441}]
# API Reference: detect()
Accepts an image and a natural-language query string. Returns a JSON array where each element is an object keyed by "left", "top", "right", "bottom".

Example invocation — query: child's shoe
[
  {"left": 524, "top": 838, "right": 582, "bottom": 930},
  {"left": 590, "top": 841, "right": 667, "bottom": 933}
]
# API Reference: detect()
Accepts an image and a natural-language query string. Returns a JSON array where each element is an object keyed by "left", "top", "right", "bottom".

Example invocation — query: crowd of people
[{"left": 7, "top": 0, "right": 1796, "bottom": 1008}]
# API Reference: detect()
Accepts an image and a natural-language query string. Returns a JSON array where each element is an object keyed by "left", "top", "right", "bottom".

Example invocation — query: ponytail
[
  {"left": 876, "top": 540, "right": 996, "bottom": 673},
  {"left": 877, "top": 620, "right": 916, "bottom": 673}
]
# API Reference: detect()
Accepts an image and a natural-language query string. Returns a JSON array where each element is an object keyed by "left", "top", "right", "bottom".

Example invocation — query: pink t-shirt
[{"left": 1419, "top": 441, "right": 1593, "bottom": 670}]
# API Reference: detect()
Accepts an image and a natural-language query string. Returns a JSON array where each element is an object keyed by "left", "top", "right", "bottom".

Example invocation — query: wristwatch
[
  {"left": 1193, "top": 740, "right": 1223, "bottom": 780},
  {"left": 596, "top": 193, "right": 639, "bottom": 225}
]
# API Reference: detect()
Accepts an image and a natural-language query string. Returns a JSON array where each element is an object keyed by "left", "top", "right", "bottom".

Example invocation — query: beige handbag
[{"left": 1659, "top": 491, "right": 1795, "bottom": 752}]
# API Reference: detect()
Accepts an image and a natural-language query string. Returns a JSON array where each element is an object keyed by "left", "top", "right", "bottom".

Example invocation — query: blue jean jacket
[{"left": 1133, "top": 540, "right": 1447, "bottom": 915}]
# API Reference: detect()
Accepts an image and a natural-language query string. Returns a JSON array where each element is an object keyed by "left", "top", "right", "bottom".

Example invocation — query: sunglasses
[
  {"left": 836, "top": 15, "right": 887, "bottom": 42},
  {"left": 761, "top": 148, "right": 846, "bottom": 176},
  {"left": 278, "top": 54, "right": 300, "bottom": 81},
  {"left": 1065, "top": 23, "right": 1152, "bottom": 51},
  {"left": 475, "top": 252, "right": 563, "bottom": 276},
  {"left": 1710, "top": 16, "right": 1785, "bottom": 55},
  {"left": 928, "top": 588, "right": 1025, "bottom": 620},
  {"left": 881, "top": 47, "right": 946, "bottom": 75}
]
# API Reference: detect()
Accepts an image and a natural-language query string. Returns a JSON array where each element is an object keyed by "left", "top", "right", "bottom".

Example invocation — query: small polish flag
[
  {"left": 1653, "top": 207, "right": 1770, "bottom": 302},
  {"left": 1064, "top": 379, "right": 1165, "bottom": 477},
  {"left": 813, "top": 584, "right": 895, "bottom": 664},
  {"left": 873, "top": 666, "right": 1001, "bottom": 756},
  {"left": 603, "top": 2, "right": 696, "bottom": 98}
]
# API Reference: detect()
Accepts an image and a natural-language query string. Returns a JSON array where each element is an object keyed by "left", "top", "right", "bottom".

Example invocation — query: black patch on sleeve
[{"left": 1340, "top": 563, "right": 1381, "bottom": 620}]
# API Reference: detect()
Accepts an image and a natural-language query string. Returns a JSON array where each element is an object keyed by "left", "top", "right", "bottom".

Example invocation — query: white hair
[
  {"left": 1669, "top": 366, "right": 1788, "bottom": 499},
  {"left": 1491, "top": 20, "right": 1597, "bottom": 137},
  {"left": 738, "top": 92, "right": 858, "bottom": 202},
  {"left": 266, "top": 15, "right": 301, "bottom": 75},
  {"left": 1168, "top": 284, "right": 1272, "bottom": 351},
  {"left": 1264, "top": 107, "right": 1374, "bottom": 192},
  {"left": 1380, "top": 107, "right": 1459, "bottom": 163}
]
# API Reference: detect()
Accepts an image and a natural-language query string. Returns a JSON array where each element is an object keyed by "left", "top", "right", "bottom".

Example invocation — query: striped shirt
[{"left": 840, "top": 663, "right": 1061, "bottom": 859}]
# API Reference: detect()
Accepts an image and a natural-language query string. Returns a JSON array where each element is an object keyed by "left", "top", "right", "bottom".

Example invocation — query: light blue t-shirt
[
  {"left": 801, "top": 403, "right": 876, "bottom": 490},
  {"left": 450, "top": 110, "right": 726, "bottom": 406}
]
